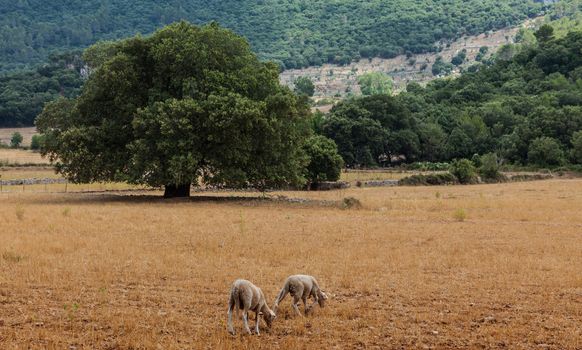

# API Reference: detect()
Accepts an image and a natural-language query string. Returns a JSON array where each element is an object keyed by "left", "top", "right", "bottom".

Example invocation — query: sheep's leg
[
  {"left": 301, "top": 296, "right": 309, "bottom": 316},
  {"left": 242, "top": 309, "right": 252, "bottom": 335},
  {"left": 292, "top": 294, "right": 303, "bottom": 317},
  {"left": 254, "top": 311, "right": 261, "bottom": 335},
  {"left": 227, "top": 303, "right": 236, "bottom": 335}
]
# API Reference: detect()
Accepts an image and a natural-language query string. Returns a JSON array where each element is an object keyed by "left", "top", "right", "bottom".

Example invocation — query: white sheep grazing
[
  {"left": 272, "top": 274, "right": 328, "bottom": 316},
  {"left": 227, "top": 279, "right": 276, "bottom": 335}
]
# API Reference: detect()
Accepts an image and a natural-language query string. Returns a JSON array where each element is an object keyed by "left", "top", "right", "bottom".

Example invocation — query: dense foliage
[
  {"left": 357, "top": 72, "right": 393, "bottom": 96},
  {"left": 10, "top": 132, "right": 23, "bottom": 148},
  {"left": 0, "top": 0, "right": 544, "bottom": 72},
  {"left": 294, "top": 77, "right": 315, "bottom": 97},
  {"left": 303, "top": 135, "right": 344, "bottom": 183},
  {"left": 321, "top": 28, "right": 582, "bottom": 168},
  {"left": 0, "top": 52, "right": 84, "bottom": 126},
  {"left": 36, "top": 22, "right": 314, "bottom": 197}
]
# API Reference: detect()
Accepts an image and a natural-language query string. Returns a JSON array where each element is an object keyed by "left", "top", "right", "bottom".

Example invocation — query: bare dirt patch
[{"left": 282, "top": 18, "right": 542, "bottom": 101}]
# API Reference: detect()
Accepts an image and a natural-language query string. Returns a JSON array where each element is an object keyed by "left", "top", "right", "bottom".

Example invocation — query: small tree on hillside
[
  {"left": 10, "top": 132, "right": 23, "bottom": 148},
  {"left": 294, "top": 76, "right": 315, "bottom": 97},
  {"left": 357, "top": 72, "right": 393, "bottom": 95},
  {"left": 37, "top": 22, "right": 311, "bottom": 197}
]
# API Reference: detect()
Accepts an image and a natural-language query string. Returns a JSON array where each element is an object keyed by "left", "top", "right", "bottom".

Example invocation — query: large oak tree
[{"left": 37, "top": 22, "right": 311, "bottom": 197}]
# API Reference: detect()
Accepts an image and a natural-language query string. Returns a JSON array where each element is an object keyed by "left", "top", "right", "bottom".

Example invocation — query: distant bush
[
  {"left": 398, "top": 172, "right": 458, "bottom": 186},
  {"left": 453, "top": 208, "right": 467, "bottom": 222},
  {"left": 478, "top": 153, "right": 506, "bottom": 182},
  {"left": 30, "top": 134, "right": 46, "bottom": 151},
  {"left": 314, "top": 98, "right": 335, "bottom": 107},
  {"left": 304, "top": 135, "right": 344, "bottom": 183},
  {"left": 341, "top": 196, "right": 362, "bottom": 209},
  {"left": 528, "top": 137, "right": 564, "bottom": 166},
  {"left": 294, "top": 76, "right": 315, "bottom": 97},
  {"left": 406, "top": 161, "right": 450, "bottom": 171},
  {"left": 449, "top": 159, "right": 478, "bottom": 184},
  {"left": 471, "top": 154, "right": 482, "bottom": 168},
  {"left": 10, "top": 132, "right": 23, "bottom": 148}
]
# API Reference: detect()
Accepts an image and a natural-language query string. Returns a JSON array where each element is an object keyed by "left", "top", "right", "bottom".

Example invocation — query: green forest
[
  {"left": 1, "top": 0, "right": 544, "bottom": 72},
  {"left": 0, "top": 52, "right": 84, "bottom": 126},
  {"left": 320, "top": 25, "right": 582, "bottom": 168}
]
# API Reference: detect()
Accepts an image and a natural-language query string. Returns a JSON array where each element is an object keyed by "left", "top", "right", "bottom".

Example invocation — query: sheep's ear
[{"left": 258, "top": 312, "right": 264, "bottom": 315}]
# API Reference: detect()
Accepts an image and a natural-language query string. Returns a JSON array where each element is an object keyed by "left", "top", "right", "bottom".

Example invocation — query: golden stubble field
[
  {"left": 0, "top": 149, "right": 49, "bottom": 166},
  {"left": 0, "top": 180, "right": 581, "bottom": 349}
]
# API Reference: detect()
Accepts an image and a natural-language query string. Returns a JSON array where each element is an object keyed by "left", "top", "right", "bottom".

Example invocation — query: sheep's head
[
  {"left": 318, "top": 290, "right": 328, "bottom": 307},
  {"left": 262, "top": 309, "right": 276, "bottom": 328}
]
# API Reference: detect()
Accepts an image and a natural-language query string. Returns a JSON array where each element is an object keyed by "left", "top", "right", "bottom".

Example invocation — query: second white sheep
[{"left": 272, "top": 274, "right": 328, "bottom": 316}]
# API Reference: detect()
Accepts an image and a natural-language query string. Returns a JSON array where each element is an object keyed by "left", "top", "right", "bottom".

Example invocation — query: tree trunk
[{"left": 164, "top": 183, "right": 191, "bottom": 198}]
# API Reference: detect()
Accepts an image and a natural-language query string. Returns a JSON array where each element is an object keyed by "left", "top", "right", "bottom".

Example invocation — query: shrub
[
  {"left": 10, "top": 132, "right": 23, "bottom": 148},
  {"left": 471, "top": 154, "right": 482, "bottom": 168},
  {"left": 453, "top": 208, "right": 467, "bottom": 222},
  {"left": 294, "top": 76, "right": 315, "bottom": 97},
  {"left": 407, "top": 162, "right": 450, "bottom": 171},
  {"left": 479, "top": 153, "right": 506, "bottom": 182},
  {"left": 30, "top": 134, "right": 46, "bottom": 151},
  {"left": 528, "top": 137, "right": 564, "bottom": 166},
  {"left": 449, "top": 159, "right": 478, "bottom": 184},
  {"left": 398, "top": 172, "right": 458, "bottom": 186},
  {"left": 341, "top": 197, "right": 362, "bottom": 209},
  {"left": 304, "top": 135, "right": 344, "bottom": 183}
]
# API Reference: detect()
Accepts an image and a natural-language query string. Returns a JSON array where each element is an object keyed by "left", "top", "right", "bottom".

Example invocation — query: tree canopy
[
  {"left": 294, "top": 77, "right": 315, "bottom": 97},
  {"left": 357, "top": 72, "right": 393, "bottom": 96},
  {"left": 37, "top": 22, "right": 314, "bottom": 197}
]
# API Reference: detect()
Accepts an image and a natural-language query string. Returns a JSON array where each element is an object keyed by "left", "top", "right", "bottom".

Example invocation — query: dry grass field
[
  {"left": 341, "top": 170, "right": 413, "bottom": 182},
  {"left": 0, "top": 149, "right": 49, "bottom": 166},
  {"left": 0, "top": 180, "right": 581, "bottom": 349}
]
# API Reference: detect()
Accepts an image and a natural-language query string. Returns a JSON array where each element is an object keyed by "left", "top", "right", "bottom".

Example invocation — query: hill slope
[
  {"left": 0, "top": 0, "right": 544, "bottom": 71},
  {"left": 319, "top": 27, "right": 582, "bottom": 167}
]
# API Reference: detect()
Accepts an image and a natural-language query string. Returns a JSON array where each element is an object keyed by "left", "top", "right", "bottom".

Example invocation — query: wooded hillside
[{"left": 0, "top": 0, "right": 544, "bottom": 71}]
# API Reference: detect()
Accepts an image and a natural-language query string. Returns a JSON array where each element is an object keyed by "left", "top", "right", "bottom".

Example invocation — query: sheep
[
  {"left": 272, "top": 274, "right": 328, "bottom": 316},
  {"left": 227, "top": 279, "right": 276, "bottom": 335}
]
